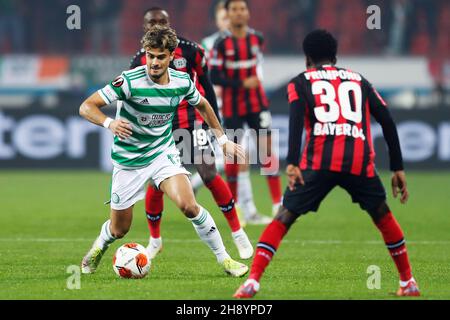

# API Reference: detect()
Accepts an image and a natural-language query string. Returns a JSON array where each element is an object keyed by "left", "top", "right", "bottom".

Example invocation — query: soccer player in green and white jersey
[{"left": 79, "top": 25, "right": 248, "bottom": 278}]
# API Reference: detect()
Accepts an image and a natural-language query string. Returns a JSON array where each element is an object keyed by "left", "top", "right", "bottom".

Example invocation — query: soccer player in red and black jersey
[
  {"left": 130, "top": 7, "right": 253, "bottom": 261},
  {"left": 210, "top": 0, "right": 282, "bottom": 220},
  {"left": 234, "top": 30, "right": 420, "bottom": 298}
]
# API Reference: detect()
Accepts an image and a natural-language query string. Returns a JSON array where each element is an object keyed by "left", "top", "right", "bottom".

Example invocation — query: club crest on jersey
[
  {"left": 112, "top": 76, "right": 124, "bottom": 87},
  {"left": 170, "top": 96, "right": 181, "bottom": 107},
  {"left": 173, "top": 58, "right": 187, "bottom": 69},
  {"left": 112, "top": 193, "right": 120, "bottom": 204}
]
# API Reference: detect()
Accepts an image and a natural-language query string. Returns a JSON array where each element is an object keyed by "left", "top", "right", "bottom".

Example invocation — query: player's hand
[
  {"left": 109, "top": 119, "right": 133, "bottom": 139},
  {"left": 286, "top": 164, "right": 304, "bottom": 191},
  {"left": 222, "top": 141, "right": 246, "bottom": 163},
  {"left": 392, "top": 170, "right": 409, "bottom": 204},
  {"left": 243, "top": 76, "right": 260, "bottom": 89}
]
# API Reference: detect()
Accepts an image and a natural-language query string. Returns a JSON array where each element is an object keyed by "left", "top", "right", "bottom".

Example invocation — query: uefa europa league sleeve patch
[{"left": 112, "top": 76, "right": 124, "bottom": 88}]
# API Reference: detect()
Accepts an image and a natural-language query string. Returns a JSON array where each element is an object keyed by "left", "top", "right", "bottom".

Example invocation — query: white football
[{"left": 113, "top": 243, "right": 151, "bottom": 279}]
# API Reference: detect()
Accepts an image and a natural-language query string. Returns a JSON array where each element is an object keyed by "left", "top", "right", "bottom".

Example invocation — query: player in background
[
  {"left": 189, "top": 1, "right": 228, "bottom": 197},
  {"left": 196, "top": 1, "right": 269, "bottom": 226},
  {"left": 80, "top": 25, "right": 248, "bottom": 277},
  {"left": 210, "top": 0, "right": 282, "bottom": 224},
  {"left": 234, "top": 30, "right": 420, "bottom": 298},
  {"left": 130, "top": 8, "right": 253, "bottom": 260},
  {"left": 201, "top": 1, "right": 229, "bottom": 55}
]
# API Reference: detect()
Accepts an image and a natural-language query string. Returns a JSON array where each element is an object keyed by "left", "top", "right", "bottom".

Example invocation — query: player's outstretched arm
[
  {"left": 194, "top": 96, "right": 245, "bottom": 162},
  {"left": 79, "top": 92, "right": 132, "bottom": 140}
]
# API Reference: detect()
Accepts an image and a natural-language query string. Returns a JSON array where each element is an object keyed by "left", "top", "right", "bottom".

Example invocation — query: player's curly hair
[
  {"left": 141, "top": 25, "right": 178, "bottom": 52},
  {"left": 303, "top": 29, "right": 338, "bottom": 64}
]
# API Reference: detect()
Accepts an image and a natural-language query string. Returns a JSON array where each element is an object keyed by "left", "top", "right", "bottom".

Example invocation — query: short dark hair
[
  {"left": 144, "top": 7, "right": 165, "bottom": 17},
  {"left": 141, "top": 25, "right": 178, "bottom": 53},
  {"left": 225, "top": 0, "right": 248, "bottom": 10},
  {"left": 302, "top": 29, "right": 338, "bottom": 64}
]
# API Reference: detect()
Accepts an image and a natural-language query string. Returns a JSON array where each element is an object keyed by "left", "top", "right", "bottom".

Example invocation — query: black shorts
[
  {"left": 173, "top": 125, "right": 215, "bottom": 165},
  {"left": 224, "top": 110, "right": 272, "bottom": 135},
  {"left": 283, "top": 170, "right": 387, "bottom": 216}
]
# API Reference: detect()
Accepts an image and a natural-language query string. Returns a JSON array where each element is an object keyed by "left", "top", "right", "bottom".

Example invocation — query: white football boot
[
  {"left": 232, "top": 229, "right": 254, "bottom": 259},
  {"left": 146, "top": 237, "right": 163, "bottom": 259}
]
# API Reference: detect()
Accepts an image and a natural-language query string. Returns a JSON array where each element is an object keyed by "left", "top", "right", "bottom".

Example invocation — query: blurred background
[{"left": 0, "top": 0, "right": 449, "bottom": 171}]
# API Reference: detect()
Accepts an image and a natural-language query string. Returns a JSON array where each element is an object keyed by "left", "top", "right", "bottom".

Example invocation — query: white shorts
[{"left": 110, "top": 145, "right": 190, "bottom": 210}]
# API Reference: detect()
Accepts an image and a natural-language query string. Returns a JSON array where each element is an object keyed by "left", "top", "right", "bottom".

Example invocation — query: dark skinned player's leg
[
  {"left": 245, "top": 206, "right": 298, "bottom": 283},
  {"left": 368, "top": 201, "right": 414, "bottom": 285},
  {"left": 234, "top": 170, "right": 336, "bottom": 297},
  {"left": 340, "top": 172, "right": 418, "bottom": 296}
]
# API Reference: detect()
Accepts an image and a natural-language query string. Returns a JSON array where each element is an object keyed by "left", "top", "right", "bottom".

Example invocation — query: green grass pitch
[{"left": 0, "top": 170, "right": 449, "bottom": 300}]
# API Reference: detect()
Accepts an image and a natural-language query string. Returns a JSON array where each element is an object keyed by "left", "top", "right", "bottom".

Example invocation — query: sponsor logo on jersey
[
  {"left": 225, "top": 50, "right": 235, "bottom": 56},
  {"left": 140, "top": 98, "right": 150, "bottom": 105},
  {"left": 112, "top": 77, "right": 124, "bottom": 87},
  {"left": 225, "top": 59, "right": 258, "bottom": 69},
  {"left": 137, "top": 113, "right": 173, "bottom": 127},
  {"left": 313, "top": 123, "right": 366, "bottom": 141},
  {"left": 173, "top": 58, "right": 187, "bottom": 69}
]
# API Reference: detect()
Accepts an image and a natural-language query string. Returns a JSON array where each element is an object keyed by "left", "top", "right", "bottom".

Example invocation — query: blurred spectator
[
  {"left": 88, "top": 0, "right": 123, "bottom": 54},
  {"left": 0, "top": 0, "right": 26, "bottom": 53},
  {"left": 282, "top": 0, "right": 317, "bottom": 52},
  {"left": 411, "top": 0, "right": 437, "bottom": 45},
  {"left": 1, "top": 0, "right": 444, "bottom": 56},
  {"left": 386, "top": 0, "right": 412, "bottom": 55}
]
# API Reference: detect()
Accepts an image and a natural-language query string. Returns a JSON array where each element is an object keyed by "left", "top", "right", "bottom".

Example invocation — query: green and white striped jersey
[{"left": 98, "top": 65, "right": 202, "bottom": 169}]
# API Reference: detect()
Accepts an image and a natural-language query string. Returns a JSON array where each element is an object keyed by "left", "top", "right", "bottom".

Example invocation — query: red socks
[
  {"left": 249, "top": 220, "right": 287, "bottom": 282},
  {"left": 206, "top": 175, "right": 241, "bottom": 232},
  {"left": 247, "top": 211, "right": 412, "bottom": 285},
  {"left": 261, "top": 155, "right": 282, "bottom": 204},
  {"left": 265, "top": 175, "right": 282, "bottom": 204},
  {"left": 145, "top": 175, "right": 241, "bottom": 236},
  {"left": 145, "top": 186, "right": 164, "bottom": 238},
  {"left": 375, "top": 212, "right": 412, "bottom": 281},
  {"left": 224, "top": 163, "right": 239, "bottom": 202}
]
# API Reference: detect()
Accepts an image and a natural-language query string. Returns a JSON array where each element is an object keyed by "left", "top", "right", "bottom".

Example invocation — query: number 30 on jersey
[{"left": 312, "top": 81, "right": 362, "bottom": 123}]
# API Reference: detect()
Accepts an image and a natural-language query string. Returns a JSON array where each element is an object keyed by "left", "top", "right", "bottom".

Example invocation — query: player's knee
[
  {"left": 274, "top": 206, "right": 297, "bottom": 230},
  {"left": 179, "top": 201, "right": 199, "bottom": 219},
  {"left": 110, "top": 227, "right": 129, "bottom": 239},
  {"left": 196, "top": 164, "right": 217, "bottom": 184},
  {"left": 199, "top": 171, "right": 217, "bottom": 185},
  {"left": 369, "top": 201, "right": 391, "bottom": 224}
]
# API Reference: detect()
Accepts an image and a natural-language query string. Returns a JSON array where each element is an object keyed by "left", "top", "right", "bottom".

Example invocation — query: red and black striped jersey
[
  {"left": 210, "top": 29, "right": 269, "bottom": 119},
  {"left": 286, "top": 65, "right": 403, "bottom": 177},
  {"left": 130, "top": 36, "right": 219, "bottom": 129}
]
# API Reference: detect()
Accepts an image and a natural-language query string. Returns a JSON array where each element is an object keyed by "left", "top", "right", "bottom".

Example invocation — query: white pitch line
[{"left": 0, "top": 238, "right": 449, "bottom": 245}]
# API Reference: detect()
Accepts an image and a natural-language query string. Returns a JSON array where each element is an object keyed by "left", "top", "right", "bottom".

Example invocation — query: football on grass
[{"left": 113, "top": 243, "right": 151, "bottom": 279}]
